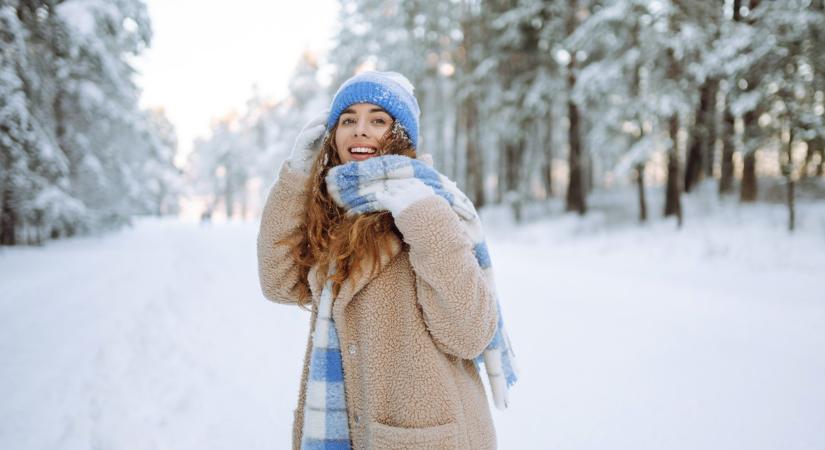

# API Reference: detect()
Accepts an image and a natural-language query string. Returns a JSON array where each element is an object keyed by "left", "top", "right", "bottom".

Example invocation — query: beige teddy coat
[{"left": 257, "top": 163, "right": 498, "bottom": 449}]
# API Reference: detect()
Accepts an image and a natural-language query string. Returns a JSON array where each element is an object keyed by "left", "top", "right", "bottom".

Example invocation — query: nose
[{"left": 354, "top": 119, "right": 368, "bottom": 136}]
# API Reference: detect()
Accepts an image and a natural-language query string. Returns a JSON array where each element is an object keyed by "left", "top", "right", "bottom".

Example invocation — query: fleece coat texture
[
  {"left": 257, "top": 162, "right": 498, "bottom": 449},
  {"left": 324, "top": 155, "right": 518, "bottom": 411}
]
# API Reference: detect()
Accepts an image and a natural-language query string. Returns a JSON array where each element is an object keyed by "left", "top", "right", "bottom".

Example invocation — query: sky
[{"left": 134, "top": 0, "right": 339, "bottom": 166}]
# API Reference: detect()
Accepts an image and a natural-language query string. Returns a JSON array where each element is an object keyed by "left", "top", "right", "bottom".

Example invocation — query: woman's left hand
[{"left": 373, "top": 178, "right": 438, "bottom": 217}]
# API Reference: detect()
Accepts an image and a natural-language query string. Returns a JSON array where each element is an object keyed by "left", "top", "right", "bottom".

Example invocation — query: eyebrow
[{"left": 341, "top": 107, "right": 388, "bottom": 115}]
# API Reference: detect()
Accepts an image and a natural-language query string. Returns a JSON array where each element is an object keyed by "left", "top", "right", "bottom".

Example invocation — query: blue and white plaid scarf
[
  {"left": 300, "top": 270, "right": 351, "bottom": 449},
  {"left": 326, "top": 154, "right": 519, "bottom": 409}
]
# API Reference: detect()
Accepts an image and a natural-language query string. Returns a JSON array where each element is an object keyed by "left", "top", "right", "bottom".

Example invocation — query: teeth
[{"left": 350, "top": 147, "right": 376, "bottom": 154}]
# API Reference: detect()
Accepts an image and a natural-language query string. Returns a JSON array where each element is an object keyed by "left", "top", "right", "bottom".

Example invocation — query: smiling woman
[{"left": 257, "top": 71, "right": 514, "bottom": 449}]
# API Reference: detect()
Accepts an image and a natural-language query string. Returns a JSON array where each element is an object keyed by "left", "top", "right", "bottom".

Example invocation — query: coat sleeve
[
  {"left": 256, "top": 162, "right": 311, "bottom": 305},
  {"left": 393, "top": 195, "right": 498, "bottom": 360}
]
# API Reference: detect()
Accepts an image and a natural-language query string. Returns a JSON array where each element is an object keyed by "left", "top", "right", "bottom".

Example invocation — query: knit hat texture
[{"left": 327, "top": 71, "right": 421, "bottom": 149}]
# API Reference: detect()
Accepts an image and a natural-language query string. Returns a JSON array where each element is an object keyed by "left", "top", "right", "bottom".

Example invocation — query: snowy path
[{"left": 1, "top": 211, "right": 824, "bottom": 449}]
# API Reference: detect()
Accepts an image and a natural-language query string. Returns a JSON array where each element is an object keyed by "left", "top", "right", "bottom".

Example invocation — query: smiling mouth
[{"left": 349, "top": 146, "right": 377, "bottom": 155}]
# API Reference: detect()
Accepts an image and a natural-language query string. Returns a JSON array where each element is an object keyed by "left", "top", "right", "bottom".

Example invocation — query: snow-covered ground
[{"left": 2, "top": 197, "right": 824, "bottom": 450}]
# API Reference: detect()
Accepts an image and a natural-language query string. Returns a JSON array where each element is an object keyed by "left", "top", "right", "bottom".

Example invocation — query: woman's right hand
[{"left": 287, "top": 109, "right": 329, "bottom": 174}]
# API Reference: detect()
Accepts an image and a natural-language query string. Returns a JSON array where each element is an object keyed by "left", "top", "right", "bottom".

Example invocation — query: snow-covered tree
[
  {"left": 1, "top": 0, "right": 182, "bottom": 245},
  {"left": 569, "top": 0, "right": 702, "bottom": 222},
  {"left": 322, "top": 0, "right": 824, "bottom": 220}
]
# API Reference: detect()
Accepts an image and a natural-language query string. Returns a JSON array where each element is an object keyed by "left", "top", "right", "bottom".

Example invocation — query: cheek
[
  {"left": 337, "top": 146, "right": 350, "bottom": 163},
  {"left": 377, "top": 122, "right": 392, "bottom": 135},
  {"left": 334, "top": 132, "right": 350, "bottom": 163}
]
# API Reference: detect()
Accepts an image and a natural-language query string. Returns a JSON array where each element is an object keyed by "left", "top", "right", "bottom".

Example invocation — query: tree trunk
[
  {"left": 783, "top": 128, "right": 795, "bottom": 232},
  {"left": 451, "top": 97, "right": 462, "bottom": 183},
  {"left": 787, "top": 177, "right": 795, "bottom": 232},
  {"left": 719, "top": 108, "right": 736, "bottom": 194},
  {"left": 800, "top": 138, "right": 817, "bottom": 178},
  {"left": 808, "top": 0, "right": 825, "bottom": 177},
  {"left": 732, "top": 0, "right": 743, "bottom": 21},
  {"left": 464, "top": 94, "right": 485, "bottom": 208},
  {"left": 735, "top": 0, "right": 759, "bottom": 203},
  {"left": 224, "top": 169, "right": 235, "bottom": 220},
  {"left": 719, "top": 1, "right": 744, "bottom": 196},
  {"left": 434, "top": 79, "right": 448, "bottom": 177},
  {"left": 565, "top": 89, "right": 585, "bottom": 214},
  {"left": 0, "top": 182, "right": 16, "bottom": 246},
  {"left": 583, "top": 115, "right": 594, "bottom": 193},
  {"left": 703, "top": 78, "right": 720, "bottom": 178},
  {"left": 635, "top": 162, "right": 647, "bottom": 222},
  {"left": 739, "top": 110, "right": 759, "bottom": 201},
  {"left": 664, "top": 113, "right": 683, "bottom": 226},
  {"left": 740, "top": 150, "right": 757, "bottom": 202},
  {"left": 663, "top": 42, "right": 683, "bottom": 226},
  {"left": 503, "top": 131, "right": 525, "bottom": 222},
  {"left": 684, "top": 127, "right": 703, "bottom": 193},
  {"left": 542, "top": 109, "right": 554, "bottom": 197},
  {"left": 542, "top": 132, "right": 553, "bottom": 198},
  {"left": 586, "top": 152, "right": 594, "bottom": 194},
  {"left": 684, "top": 78, "right": 718, "bottom": 192},
  {"left": 496, "top": 141, "right": 505, "bottom": 204},
  {"left": 504, "top": 143, "right": 517, "bottom": 193},
  {"left": 564, "top": 0, "right": 586, "bottom": 215}
]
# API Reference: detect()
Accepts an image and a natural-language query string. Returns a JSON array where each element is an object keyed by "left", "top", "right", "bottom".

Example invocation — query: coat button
[
  {"left": 348, "top": 344, "right": 357, "bottom": 355},
  {"left": 354, "top": 414, "right": 361, "bottom": 424}
]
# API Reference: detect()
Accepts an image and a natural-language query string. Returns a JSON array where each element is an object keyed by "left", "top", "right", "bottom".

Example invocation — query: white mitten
[
  {"left": 374, "top": 178, "right": 437, "bottom": 217},
  {"left": 287, "top": 109, "right": 329, "bottom": 175}
]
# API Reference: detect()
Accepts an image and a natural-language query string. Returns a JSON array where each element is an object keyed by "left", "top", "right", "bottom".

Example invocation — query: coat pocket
[{"left": 370, "top": 420, "right": 459, "bottom": 449}]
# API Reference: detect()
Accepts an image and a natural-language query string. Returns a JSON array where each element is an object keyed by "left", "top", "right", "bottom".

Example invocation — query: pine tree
[{"left": 1, "top": 1, "right": 181, "bottom": 245}]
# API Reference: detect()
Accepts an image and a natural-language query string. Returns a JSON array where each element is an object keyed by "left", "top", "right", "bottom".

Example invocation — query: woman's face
[{"left": 334, "top": 103, "right": 393, "bottom": 163}]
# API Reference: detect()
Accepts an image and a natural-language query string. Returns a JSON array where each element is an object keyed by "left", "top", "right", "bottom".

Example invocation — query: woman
[{"left": 257, "top": 71, "right": 515, "bottom": 449}]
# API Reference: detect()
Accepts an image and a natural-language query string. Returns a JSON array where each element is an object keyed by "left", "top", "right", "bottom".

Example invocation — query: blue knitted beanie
[{"left": 327, "top": 71, "right": 421, "bottom": 149}]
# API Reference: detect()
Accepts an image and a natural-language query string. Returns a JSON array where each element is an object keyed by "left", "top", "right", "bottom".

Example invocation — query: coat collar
[{"left": 307, "top": 235, "right": 403, "bottom": 315}]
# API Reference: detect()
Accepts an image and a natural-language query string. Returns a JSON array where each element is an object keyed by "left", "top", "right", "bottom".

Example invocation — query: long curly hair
[{"left": 279, "top": 121, "right": 417, "bottom": 307}]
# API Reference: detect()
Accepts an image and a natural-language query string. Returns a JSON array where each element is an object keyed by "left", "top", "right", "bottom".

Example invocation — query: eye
[
  {"left": 340, "top": 117, "right": 355, "bottom": 125},
  {"left": 372, "top": 114, "right": 392, "bottom": 125}
]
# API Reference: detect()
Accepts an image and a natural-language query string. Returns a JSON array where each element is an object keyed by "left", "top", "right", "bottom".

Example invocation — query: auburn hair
[{"left": 279, "top": 121, "right": 417, "bottom": 307}]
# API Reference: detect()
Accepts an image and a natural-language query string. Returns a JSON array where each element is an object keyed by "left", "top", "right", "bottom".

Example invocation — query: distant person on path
[{"left": 257, "top": 71, "right": 517, "bottom": 449}]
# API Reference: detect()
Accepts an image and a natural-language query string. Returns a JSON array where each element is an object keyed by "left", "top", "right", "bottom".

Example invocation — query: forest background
[{"left": 2, "top": 0, "right": 824, "bottom": 245}]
